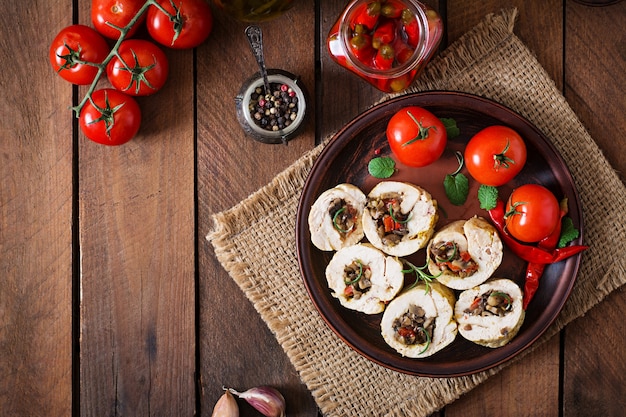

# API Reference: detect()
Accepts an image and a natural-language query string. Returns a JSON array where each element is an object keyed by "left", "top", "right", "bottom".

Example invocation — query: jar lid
[{"left": 235, "top": 69, "right": 307, "bottom": 144}]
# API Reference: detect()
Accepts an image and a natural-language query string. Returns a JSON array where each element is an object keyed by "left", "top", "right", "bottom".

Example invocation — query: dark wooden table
[{"left": 2, "top": 1, "right": 625, "bottom": 416}]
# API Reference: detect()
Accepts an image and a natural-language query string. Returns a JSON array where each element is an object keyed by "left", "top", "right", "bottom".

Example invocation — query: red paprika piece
[{"left": 486, "top": 198, "right": 588, "bottom": 310}]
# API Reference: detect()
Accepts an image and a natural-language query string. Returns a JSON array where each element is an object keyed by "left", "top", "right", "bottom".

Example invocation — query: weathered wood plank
[
  {"left": 0, "top": 2, "right": 74, "bottom": 417},
  {"left": 196, "top": 2, "right": 318, "bottom": 415},
  {"left": 564, "top": 0, "right": 626, "bottom": 180},
  {"left": 77, "top": 2, "right": 196, "bottom": 415},
  {"left": 562, "top": 2, "right": 626, "bottom": 416},
  {"left": 444, "top": 2, "right": 564, "bottom": 416}
]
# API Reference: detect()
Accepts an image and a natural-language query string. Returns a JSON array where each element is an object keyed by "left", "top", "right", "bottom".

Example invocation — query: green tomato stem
[{"left": 71, "top": 0, "right": 175, "bottom": 117}]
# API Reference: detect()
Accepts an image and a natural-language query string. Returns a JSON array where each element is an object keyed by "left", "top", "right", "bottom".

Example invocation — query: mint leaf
[
  {"left": 444, "top": 172, "right": 469, "bottom": 206},
  {"left": 368, "top": 156, "right": 395, "bottom": 178},
  {"left": 443, "top": 151, "right": 469, "bottom": 205},
  {"left": 478, "top": 185, "right": 499, "bottom": 210},
  {"left": 558, "top": 217, "right": 580, "bottom": 248},
  {"left": 440, "top": 118, "right": 460, "bottom": 139}
]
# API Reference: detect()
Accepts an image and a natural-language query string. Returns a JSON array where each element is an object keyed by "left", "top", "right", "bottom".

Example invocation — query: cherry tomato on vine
[
  {"left": 146, "top": 0, "right": 213, "bottom": 49},
  {"left": 49, "top": 24, "right": 110, "bottom": 85},
  {"left": 504, "top": 184, "right": 560, "bottom": 243},
  {"left": 91, "top": 0, "right": 147, "bottom": 39},
  {"left": 79, "top": 89, "right": 141, "bottom": 146},
  {"left": 106, "top": 39, "right": 169, "bottom": 96},
  {"left": 464, "top": 125, "right": 527, "bottom": 186},
  {"left": 386, "top": 106, "right": 447, "bottom": 167}
]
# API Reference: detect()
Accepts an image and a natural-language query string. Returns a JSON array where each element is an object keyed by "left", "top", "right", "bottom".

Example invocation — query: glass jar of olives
[
  {"left": 327, "top": 0, "right": 443, "bottom": 93},
  {"left": 212, "top": 0, "right": 297, "bottom": 22}
]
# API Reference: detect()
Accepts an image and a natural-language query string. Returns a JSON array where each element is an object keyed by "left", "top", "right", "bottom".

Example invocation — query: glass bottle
[{"left": 327, "top": 0, "right": 443, "bottom": 93}]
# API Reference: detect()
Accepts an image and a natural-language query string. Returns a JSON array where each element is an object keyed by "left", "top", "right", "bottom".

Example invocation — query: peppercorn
[{"left": 248, "top": 82, "right": 299, "bottom": 132}]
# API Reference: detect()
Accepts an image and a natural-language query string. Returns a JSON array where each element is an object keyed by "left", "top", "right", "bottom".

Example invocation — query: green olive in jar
[{"left": 212, "top": 0, "right": 297, "bottom": 22}]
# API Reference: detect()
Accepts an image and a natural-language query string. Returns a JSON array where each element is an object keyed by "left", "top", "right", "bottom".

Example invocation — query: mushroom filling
[
  {"left": 366, "top": 193, "right": 410, "bottom": 247},
  {"left": 342, "top": 260, "right": 372, "bottom": 300},
  {"left": 392, "top": 304, "right": 435, "bottom": 347},
  {"left": 329, "top": 198, "right": 358, "bottom": 234},
  {"left": 430, "top": 241, "right": 479, "bottom": 278},
  {"left": 465, "top": 290, "right": 513, "bottom": 317}
]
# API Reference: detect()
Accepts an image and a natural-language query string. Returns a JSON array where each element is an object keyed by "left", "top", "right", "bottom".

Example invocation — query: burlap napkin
[{"left": 207, "top": 9, "right": 626, "bottom": 416}]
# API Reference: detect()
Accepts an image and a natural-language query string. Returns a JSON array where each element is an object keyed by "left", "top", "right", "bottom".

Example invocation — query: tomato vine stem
[{"left": 70, "top": 0, "right": 176, "bottom": 117}]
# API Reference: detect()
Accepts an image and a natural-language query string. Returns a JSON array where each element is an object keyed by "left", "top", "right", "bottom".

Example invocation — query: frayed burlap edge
[{"left": 207, "top": 8, "right": 626, "bottom": 417}]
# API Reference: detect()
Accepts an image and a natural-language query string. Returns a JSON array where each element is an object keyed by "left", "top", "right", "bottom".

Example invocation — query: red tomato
[
  {"left": 146, "top": 0, "right": 213, "bottom": 49},
  {"left": 106, "top": 39, "right": 169, "bottom": 96},
  {"left": 49, "top": 25, "right": 110, "bottom": 85},
  {"left": 79, "top": 89, "right": 141, "bottom": 146},
  {"left": 91, "top": 0, "right": 146, "bottom": 39},
  {"left": 386, "top": 106, "right": 447, "bottom": 167},
  {"left": 464, "top": 125, "right": 527, "bottom": 186},
  {"left": 504, "top": 184, "right": 560, "bottom": 243}
]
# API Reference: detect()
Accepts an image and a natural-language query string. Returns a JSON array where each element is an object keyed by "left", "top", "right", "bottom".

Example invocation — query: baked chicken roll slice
[
  {"left": 325, "top": 244, "right": 404, "bottom": 314},
  {"left": 427, "top": 217, "right": 503, "bottom": 290},
  {"left": 308, "top": 183, "right": 367, "bottom": 251},
  {"left": 381, "top": 282, "right": 457, "bottom": 358},
  {"left": 362, "top": 181, "right": 438, "bottom": 257},
  {"left": 455, "top": 278, "right": 525, "bottom": 348}
]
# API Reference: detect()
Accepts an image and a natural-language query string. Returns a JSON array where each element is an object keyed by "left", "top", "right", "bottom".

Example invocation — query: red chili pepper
[
  {"left": 351, "top": 1, "right": 381, "bottom": 31},
  {"left": 488, "top": 200, "right": 554, "bottom": 263},
  {"left": 373, "top": 44, "right": 395, "bottom": 70},
  {"left": 487, "top": 200, "right": 588, "bottom": 265},
  {"left": 372, "top": 20, "right": 395, "bottom": 49},
  {"left": 523, "top": 200, "right": 567, "bottom": 309},
  {"left": 488, "top": 199, "right": 588, "bottom": 309}
]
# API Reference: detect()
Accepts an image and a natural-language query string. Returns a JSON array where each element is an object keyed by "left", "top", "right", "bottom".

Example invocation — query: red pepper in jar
[
  {"left": 351, "top": 1, "right": 381, "bottom": 30},
  {"left": 349, "top": 32, "right": 375, "bottom": 63},
  {"left": 374, "top": 44, "right": 395, "bottom": 69},
  {"left": 402, "top": 9, "right": 421, "bottom": 48},
  {"left": 327, "top": 0, "right": 443, "bottom": 93},
  {"left": 393, "top": 39, "right": 414, "bottom": 64},
  {"left": 372, "top": 20, "right": 396, "bottom": 49}
]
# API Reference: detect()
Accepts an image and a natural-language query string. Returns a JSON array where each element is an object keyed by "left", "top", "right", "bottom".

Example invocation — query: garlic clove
[
  {"left": 211, "top": 391, "right": 239, "bottom": 417},
  {"left": 225, "top": 386, "right": 286, "bottom": 417}
]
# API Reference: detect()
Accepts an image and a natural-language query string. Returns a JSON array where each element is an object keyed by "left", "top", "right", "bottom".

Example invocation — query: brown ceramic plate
[{"left": 296, "top": 92, "right": 584, "bottom": 377}]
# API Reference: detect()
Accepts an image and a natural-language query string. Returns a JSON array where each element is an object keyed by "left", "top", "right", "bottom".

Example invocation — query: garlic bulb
[
  {"left": 211, "top": 391, "right": 239, "bottom": 417},
  {"left": 225, "top": 386, "right": 286, "bottom": 417}
]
